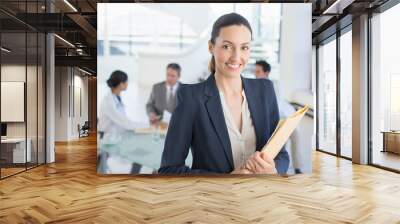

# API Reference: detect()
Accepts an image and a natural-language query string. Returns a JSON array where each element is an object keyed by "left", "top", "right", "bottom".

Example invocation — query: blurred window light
[
  {"left": 97, "top": 40, "right": 104, "bottom": 56},
  {"left": 98, "top": 3, "right": 283, "bottom": 79},
  {"left": 99, "top": 4, "right": 198, "bottom": 54}
]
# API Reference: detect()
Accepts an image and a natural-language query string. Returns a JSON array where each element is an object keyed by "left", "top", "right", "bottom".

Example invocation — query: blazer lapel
[
  {"left": 243, "top": 78, "right": 267, "bottom": 151},
  {"left": 204, "top": 75, "right": 234, "bottom": 169}
]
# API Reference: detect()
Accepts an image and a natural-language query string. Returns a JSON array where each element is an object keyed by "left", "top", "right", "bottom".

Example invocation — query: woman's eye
[
  {"left": 222, "top": 45, "right": 230, "bottom": 50},
  {"left": 242, "top": 46, "right": 249, "bottom": 51}
]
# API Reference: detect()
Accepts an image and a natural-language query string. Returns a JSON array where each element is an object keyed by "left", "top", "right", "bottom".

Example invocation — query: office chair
[{"left": 78, "top": 121, "right": 90, "bottom": 138}]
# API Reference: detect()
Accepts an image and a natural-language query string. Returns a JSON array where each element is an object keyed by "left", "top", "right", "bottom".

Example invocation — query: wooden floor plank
[{"left": 0, "top": 135, "right": 399, "bottom": 223}]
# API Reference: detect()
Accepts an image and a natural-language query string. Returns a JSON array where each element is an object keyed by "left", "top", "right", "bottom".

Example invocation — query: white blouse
[{"left": 219, "top": 90, "right": 257, "bottom": 169}]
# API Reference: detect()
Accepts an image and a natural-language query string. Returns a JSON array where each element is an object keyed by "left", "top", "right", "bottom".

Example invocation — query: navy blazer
[{"left": 158, "top": 75, "right": 289, "bottom": 174}]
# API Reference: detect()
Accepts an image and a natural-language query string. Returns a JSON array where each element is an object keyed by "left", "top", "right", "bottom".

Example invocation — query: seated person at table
[
  {"left": 98, "top": 70, "right": 140, "bottom": 135},
  {"left": 146, "top": 63, "right": 182, "bottom": 125}
]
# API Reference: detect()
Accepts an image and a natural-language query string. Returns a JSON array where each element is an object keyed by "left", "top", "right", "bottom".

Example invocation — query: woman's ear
[{"left": 208, "top": 41, "right": 214, "bottom": 54}]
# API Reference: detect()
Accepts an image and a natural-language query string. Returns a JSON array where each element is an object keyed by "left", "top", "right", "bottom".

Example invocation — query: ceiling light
[
  {"left": 78, "top": 67, "right": 92, "bottom": 76},
  {"left": 63, "top": 0, "right": 78, "bottom": 12},
  {"left": 323, "top": 0, "right": 354, "bottom": 15},
  {"left": 1, "top": 47, "right": 11, "bottom": 53},
  {"left": 54, "top": 34, "right": 75, "bottom": 48},
  {"left": 76, "top": 48, "right": 84, "bottom": 55}
]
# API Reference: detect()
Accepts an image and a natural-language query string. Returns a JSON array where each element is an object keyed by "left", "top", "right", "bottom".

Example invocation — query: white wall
[
  {"left": 279, "top": 4, "right": 313, "bottom": 108},
  {"left": 72, "top": 74, "right": 89, "bottom": 138},
  {"left": 55, "top": 67, "right": 89, "bottom": 141},
  {"left": 55, "top": 66, "right": 68, "bottom": 141},
  {"left": 136, "top": 37, "right": 210, "bottom": 87},
  {"left": 1, "top": 65, "right": 26, "bottom": 81}
]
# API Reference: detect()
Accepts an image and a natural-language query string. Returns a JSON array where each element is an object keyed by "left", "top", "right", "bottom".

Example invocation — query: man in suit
[{"left": 146, "top": 63, "right": 181, "bottom": 124}]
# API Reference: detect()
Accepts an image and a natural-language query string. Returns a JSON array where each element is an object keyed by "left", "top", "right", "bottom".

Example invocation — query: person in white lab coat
[{"left": 98, "top": 70, "right": 139, "bottom": 136}]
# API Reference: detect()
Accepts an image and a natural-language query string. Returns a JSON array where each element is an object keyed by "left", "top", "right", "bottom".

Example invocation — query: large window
[
  {"left": 1, "top": 31, "right": 28, "bottom": 178},
  {"left": 315, "top": 1, "right": 400, "bottom": 170},
  {"left": 317, "top": 37, "right": 337, "bottom": 155},
  {"left": 316, "top": 25, "right": 353, "bottom": 160},
  {"left": 340, "top": 29, "right": 352, "bottom": 158},
  {"left": 0, "top": 1, "right": 46, "bottom": 179},
  {"left": 370, "top": 2, "right": 400, "bottom": 171}
]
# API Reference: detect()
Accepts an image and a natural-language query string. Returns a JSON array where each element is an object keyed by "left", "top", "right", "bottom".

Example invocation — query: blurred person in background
[
  {"left": 98, "top": 70, "right": 141, "bottom": 136},
  {"left": 146, "top": 63, "right": 182, "bottom": 125},
  {"left": 254, "top": 60, "right": 271, "bottom": 79}
]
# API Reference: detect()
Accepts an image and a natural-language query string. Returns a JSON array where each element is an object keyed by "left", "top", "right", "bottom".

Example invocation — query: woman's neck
[
  {"left": 214, "top": 71, "right": 242, "bottom": 95},
  {"left": 111, "top": 88, "right": 120, "bottom": 96}
]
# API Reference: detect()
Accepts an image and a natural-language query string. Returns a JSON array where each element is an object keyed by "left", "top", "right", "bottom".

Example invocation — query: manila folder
[{"left": 261, "top": 105, "right": 310, "bottom": 159}]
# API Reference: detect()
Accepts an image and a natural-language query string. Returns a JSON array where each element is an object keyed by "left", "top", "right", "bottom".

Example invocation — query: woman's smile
[{"left": 225, "top": 62, "right": 242, "bottom": 72}]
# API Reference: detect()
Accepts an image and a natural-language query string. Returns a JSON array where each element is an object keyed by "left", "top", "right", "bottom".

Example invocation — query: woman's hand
[
  {"left": 244, "top": 151, "right": 277, "bottom": 174},
  {"left": 231, "top": 166, "right": 253, "bottom": 174}
]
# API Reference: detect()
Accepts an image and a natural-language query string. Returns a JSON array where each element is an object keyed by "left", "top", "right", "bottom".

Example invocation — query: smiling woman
[{"left": 158, "top": 13, "right": 290, "bottom": 175}]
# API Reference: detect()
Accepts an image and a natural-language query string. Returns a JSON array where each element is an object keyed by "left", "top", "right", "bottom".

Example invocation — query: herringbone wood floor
[{"left": 1, "top": 135, "right": 400, "bottom": 224}]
